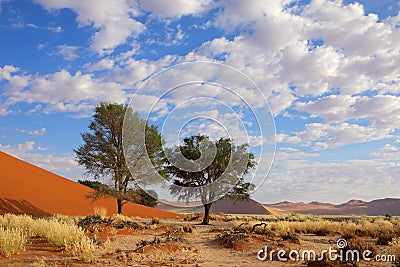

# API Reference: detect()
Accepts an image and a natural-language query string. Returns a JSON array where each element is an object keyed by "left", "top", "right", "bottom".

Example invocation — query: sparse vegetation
[
  {"left": 2, "top": 213, "right": 400, "bottom": 265},
  {"left": 65, "top": 235, "right": 97, "bottom": 262},
  {"left": 35, "top": 218, "right": 85, "bottom": 247},
  {"left": 0, "top": 214, "right": 96, "bottom": 259},
  {"left": 216, "top": 230, "right": 248, "bottom": 249},
  {"left": 0, "top": 227, "right": 27, "bottom": 257}
]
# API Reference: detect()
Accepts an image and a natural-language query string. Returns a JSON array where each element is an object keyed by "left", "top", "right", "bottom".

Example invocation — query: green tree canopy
[
  {"left": 166, "top": 134, "right": 256, "bottom": 224},
  {"left": 74, "top": 102, "right": 163, "bottom": 214}
]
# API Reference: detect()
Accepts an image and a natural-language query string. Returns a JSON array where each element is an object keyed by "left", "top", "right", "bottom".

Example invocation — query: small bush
[
  {"left": 66, "top": 236, "right": 97, "bottom": 263},
  {"left": 376, "top": 232, "right": 396, "bottom": 245},
  {"left": 150, "top": 218, "right": 160, "bottom": 225},
  {"left": 216, "top": 231, "right": 248, "bottom": 249},
  {"left": 32, "top": 218, "right": 85, "bottom": 247},
  {"left": 77, "top": 215, "right": 108, "bottom": 228},
  {"left": 389, "top": 237, "right": 400, "bottom": 266},
  {"left": 0, "top": 227, "right": 27, "bottom": 257},
  {"left": 0, "top": 214, "right": 34, "bottom": 234},
  {"left": 281, "top": 232, "right": 300, "bottom": 244},
  {"left": 182, "top": 225, "right": 194, "bottom": 233},
  {"left": 184, "top": 214, "right": 202, "bottom": 221}
]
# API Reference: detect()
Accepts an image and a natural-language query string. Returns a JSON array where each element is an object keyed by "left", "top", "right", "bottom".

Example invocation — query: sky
[{"left": 0, "top": 0, "right": 399, "bottom": 205}]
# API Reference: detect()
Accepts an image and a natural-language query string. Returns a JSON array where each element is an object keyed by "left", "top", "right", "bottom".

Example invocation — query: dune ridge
[{"left": 0, "top": 151, "right": 180, "bottom": 218}]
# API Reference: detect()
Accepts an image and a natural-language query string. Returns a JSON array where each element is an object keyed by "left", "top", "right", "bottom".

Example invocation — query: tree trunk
[
  {"left": 117, "top": 198, "right": 123, "bottom": 214},
  {"left": 202, "top": 203, "right": 212, "bottom": 225}
]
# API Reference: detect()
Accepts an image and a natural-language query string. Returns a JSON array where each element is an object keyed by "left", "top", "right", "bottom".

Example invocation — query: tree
[
  {"left": 166, "top": 134, "right": 256, "bottom": 224},
  {"left": 78, "top": 180, "right": 158, "bottom": 208},
  {"left": 135, "top": 189, "right": 158, "bottom": 207},
  {"left": 74, "top": 102, "right": 163, "bottom": 214},
  {"left": 78, "top": 180, "right": 104, "bottom": 190}
]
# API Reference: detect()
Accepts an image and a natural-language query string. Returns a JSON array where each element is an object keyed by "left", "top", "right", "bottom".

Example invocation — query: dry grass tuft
[
  {"left": 0, "top": 227, "right": 27, "bottom": 257},
  {"left": 65, "top": 235, "right": 97, "bottom": 262},
  {"left": 32, "top": 218, "right": 85, "bottom": 247},
  {"left": 94, "top": 207, "right": 108, "bottom": 220},
  {"left": 0, "top": 214, "right": 34, "bottom": 233}
]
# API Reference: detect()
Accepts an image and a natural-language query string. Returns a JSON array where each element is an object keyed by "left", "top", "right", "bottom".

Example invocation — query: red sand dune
[
  {"left": 0, "top": 151, "right": 180, "bottom": 218},
  {"left": 157, "top": 198, "right": 278, "bottom": 215},
  {"left": 211, "top": 197, "right": 275, "bottom": 215}
]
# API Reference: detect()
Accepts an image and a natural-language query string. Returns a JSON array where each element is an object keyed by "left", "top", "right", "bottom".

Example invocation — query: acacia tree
[
  {"left": 74, "top": 102, "right": 163, "bottom": 214},
  {"left": 167, "top": 134, "right": 255, "bottom": 224}
]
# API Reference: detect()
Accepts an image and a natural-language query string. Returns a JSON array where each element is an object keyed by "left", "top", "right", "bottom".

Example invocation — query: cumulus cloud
[
  {"left": 54, "top": 45, "right": 80, "bottom": 61},
  {"left": 297, "top": 95, "right": 400, "bottom": 131},
  {"left": 193, "top": 0, "right": 400, "bottom": 112},
  {"left": 274, "top": 122, "right": 392, "bottom": 149},
  {"left": 299, "top": 122, "right": 392, "bottom": 149},
  {"left": 36, "top": 0, "right": 145, "bottom": 54},
  {"left": 1, "top": 68, "right": 126, "bottom": 115},
  {"left": 0, "top": 65, "right": 19, "bottom": 80},
  {"left": 372, "top": 143, "right": 400, "bottom": 161},
  {"left": 138, "top": 0, "right": 214, "bottom": 18}
]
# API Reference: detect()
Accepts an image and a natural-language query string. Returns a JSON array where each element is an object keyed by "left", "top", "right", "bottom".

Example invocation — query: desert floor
[{"left": 1, "top": 214, "right": 398, "bottom": 267}]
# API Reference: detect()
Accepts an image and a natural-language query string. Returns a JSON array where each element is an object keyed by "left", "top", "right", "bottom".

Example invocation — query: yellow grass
[
  {"left": 32, "top": 218, "right": 85, "bottom": 247},
  {"left": 0, "top": 214, "right": 97, "bottom": 259},
  {"left": 66, "top": 235, "right": 97, "bottom": 262},
  {"left": 0, "top": 227, "right": 27, "bottom": 257},
  {"left": 232, "top": 215, "right": 400, "bottom": 237},
  {"left": 94, "top": 207, "right": 108, "bottom": 219},
  {"left": 0, "top": 213, "right": 34, "bottom": 233}
]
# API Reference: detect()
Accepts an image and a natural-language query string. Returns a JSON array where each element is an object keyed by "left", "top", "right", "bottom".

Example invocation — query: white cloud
[
  {"left": 297, "top": 122, "right": 392, "bottom": 149},
  {"left": 17, "top": 141, "right": 35, "bottom": 151},
  {"left": 191, "top": 0, "right": 400, "bottom": 116},
  {"left": 1, "top": 68, "right": 126, "bottom": 115},
  {"left": 297, "top": 95, "right": 400, "bottom": 131},
  {"left": 275, "top": 122, "right": 393, "bottom": 149},
  {"left": 36, "top": 0, "right": 145, "bottom": 54},
  {"left": 255, "top": 158, "right": 400, "bottom": 204},
  {"left": 279, "top": 42, "right": 343, "bottom": 96},
  {"left": 274, "top": 133, "right": 301, "bottom": 144},
  {"left": 372, "top": 143, "right": 400, "bottom": 161},
  {"left": 0, "top": 65, "right": 19, "bottom": 80},
  {"left": 296, "top": 95, "right": 357, "bottom": 123},
  {"left": 138, "top": 0, "right": 214, "bottom": 18},
  {"left": 84, "top": 58, "right": 115, "bottom": 72},
  {"left": 54, "top": 45, "right": 79, "bottom": 61},
  {"left": 19, "top": 127, "right": 46, "bottom": 136}
]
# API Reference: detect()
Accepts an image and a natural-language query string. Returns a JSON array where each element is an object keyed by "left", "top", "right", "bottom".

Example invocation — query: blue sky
[{"left": 0, "top": 0, "right": 399, "bottom": 204}]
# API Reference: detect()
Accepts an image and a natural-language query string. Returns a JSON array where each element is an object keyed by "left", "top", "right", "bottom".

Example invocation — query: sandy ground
[{"left": 0, "top": 217, "right": 396, "bottom": 267}]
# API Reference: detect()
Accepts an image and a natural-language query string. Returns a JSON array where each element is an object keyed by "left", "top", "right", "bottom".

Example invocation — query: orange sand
[{"left": 0, "top": 151, "right": 181, "bottom": 218}]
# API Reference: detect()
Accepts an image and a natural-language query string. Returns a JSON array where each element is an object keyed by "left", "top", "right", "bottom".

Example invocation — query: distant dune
[
  {"left": 210, "top": 197, "right": 275, "bottom": 215},
  {"left": 266, "top": 198, "right": 400, "bottom": 216},
  {"left": 0, "top": 151, "right": 180, "bottom": 218},
  {"left": 157, "top": 197, "right": 277, "bottom": 215}
]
